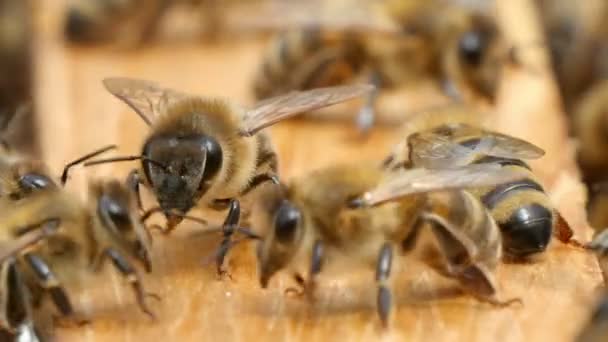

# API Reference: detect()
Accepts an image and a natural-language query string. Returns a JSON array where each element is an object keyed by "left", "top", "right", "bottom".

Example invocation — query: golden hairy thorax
[{"left": 289, "top": 163, "right": 423, "bottom": 259}]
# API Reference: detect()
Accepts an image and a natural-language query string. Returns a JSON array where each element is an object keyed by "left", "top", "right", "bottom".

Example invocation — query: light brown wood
[{"left": 30, "top": 0, "right": 601, "bottom": 341}]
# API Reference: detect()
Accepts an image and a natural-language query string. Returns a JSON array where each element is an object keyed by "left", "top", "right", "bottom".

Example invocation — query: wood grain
[{"left": 30, "top": 0, "right": 601, "bottom": 341}]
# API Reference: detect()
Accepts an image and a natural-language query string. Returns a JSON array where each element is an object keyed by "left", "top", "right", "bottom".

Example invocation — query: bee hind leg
[
  {"left": 375, "top": 242, "right": 393, "bottom": 328},
  {"left": 104, "top": 249, "right": 159, "bottom": 320},
  {"left": 23, "top": 253, "right": 88, "bottom": 327}
]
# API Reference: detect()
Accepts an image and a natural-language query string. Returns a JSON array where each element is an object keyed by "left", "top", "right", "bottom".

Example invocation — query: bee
[
  {"left": 254, "top": 162, "right": 525, "bottom": 327},
  {"left": 85, "top": 77, "right": 372, "bottom": 233},
  {"left": 575, "top": 291, "right": 608, "bottom": 342},
  {"left": 63, "top": 0, "right": 259, "bottom": 44},
  {"left": 0, "top": 178, "right": 155, "bottom": 335},
  {"left": 0, "top": 141, "right": 116, "bottom": 201},
  {"left": 251, "top": 0, "right": 509, "bottom": 132},
  {"left": 385, "top": 119, "right": 577, "bottom": 258}
]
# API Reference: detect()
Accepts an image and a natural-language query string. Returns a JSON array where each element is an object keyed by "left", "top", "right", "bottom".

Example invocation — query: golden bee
[
  {"left": 86, "top": 77, "right": 372, "bottom": 233},
  {"left": 384, "top": 112, "right": 577, "bottom": 258},
  {"left": 0, "top": 179, "right": 154, "bottom": 335},
  {"left": 251, "top": 0, "right": 510, "bottom": 131},
  {"left": 253, "top": 162, "right": 525, "bottom": 326}
]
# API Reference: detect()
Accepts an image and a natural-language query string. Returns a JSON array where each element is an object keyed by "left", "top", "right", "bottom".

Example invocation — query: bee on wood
[
  {"left": 385, "top": 116, "right": 578, "bottom": 258},
  {"left": 251, "top": 0, "right": 511, "bottom": 132},
  {"left": 0, "top": 179, "right": 155, "bottom": 335},
  {"left": 254, "top": 162, "right": 525, "bottom": 327},
  {"left": 86, "top": 77, "right": 372, "bottom": 233}
]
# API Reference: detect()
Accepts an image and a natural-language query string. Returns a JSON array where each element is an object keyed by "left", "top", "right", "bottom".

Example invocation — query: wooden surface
[{"left": 30, "top": 1, "right": 602, "bottom": 341}]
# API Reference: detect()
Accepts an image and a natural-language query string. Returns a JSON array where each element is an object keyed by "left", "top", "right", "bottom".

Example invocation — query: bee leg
[
  {"left": 105, "top": 249, "right": 158, "bottom": 320},
  {"left": 356, "top": 72, "right": 380, "bottom": 135},
  {"left": 375, "top": 242, "right": 393, "bottom": 328},
  {"left": 23, "top": 253, "right": 88, "bottom": 327},
  {"left": 305, "top": 240, "right": 324, "bottom": 301},
  {"left": 256, "top": 149, "right": 278, "bottom": 171},
  {"left": 127, "top": 169, "right": 143, "bottom": 211},
  {"left": 215, "top": 199, "right": 241, "bottom": 279},
  {"left": 239, "top": 174, "right": 280, "bottom": 197},
  {"left": 402, "top": 217, "right": 423, "bottom": 253},
  {"left": 0, "top": 261, "right": 34, "bottom": 333}
]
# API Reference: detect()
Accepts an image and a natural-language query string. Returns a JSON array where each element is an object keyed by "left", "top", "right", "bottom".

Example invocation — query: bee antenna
[
  {"left": 84, "top": 155, "right": 168, "bottom": 171},
  {"left": 61, "top": 144, "right": 117, "bottom": 185}
]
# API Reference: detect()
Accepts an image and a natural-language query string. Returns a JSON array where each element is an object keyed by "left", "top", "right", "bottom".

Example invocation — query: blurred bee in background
[
  {"left": 252, "top": 0, "right": 515, "bottom": 132},
  {"left": 0, "top": 179, "right": 155, "bottom": 337},
  {"left": 64, "top": 0, "right": 271, "bottom": 44},
  {"left": 384, "top": 110, "right": 578, "bottom": 258},
  {"left": 83, "top": 77, "right": 372, "bottom": 273},
  {"left": 254, "top": 162, "right": 524, "bottom": 327},
  {"left": 0, "top": 0, "right": 36, "bottom": 156}
]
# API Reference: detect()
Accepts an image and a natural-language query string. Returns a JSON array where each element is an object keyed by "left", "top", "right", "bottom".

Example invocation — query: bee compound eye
[
  {"left": 19, "top": 174, "right": 55, "bottom": 192},
  {"left": 274, "top": 201, "right": 301, "bottom": 243},
  {"left": 99, "top": 195, "right": 131, "bottom": 230}
]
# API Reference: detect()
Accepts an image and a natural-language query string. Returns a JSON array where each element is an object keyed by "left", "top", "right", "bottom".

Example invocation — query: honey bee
[
  {"left": 254, "top": 162, "right": 525, "bottom": 326},
  {"left": 63, "top": 0, "right": 261, "bottom": 44},
  {"left": 0, "top": 141, "right": 116, "bottom": 200},
  {"left": 251, "top": 0, "right": 509, "bottom": 132},
  {"left": 385, "top": 119, "right": 577, "bottom": 258},
  {"left": 85, "top": 77, "right": 372, "bottom": 232},
  {"left": 0, "top": 179, "right": 155, "bottom": 335}
]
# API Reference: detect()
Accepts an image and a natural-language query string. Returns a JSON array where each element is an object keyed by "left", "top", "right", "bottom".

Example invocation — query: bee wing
[
  {"left": 408, "top": 134, "right": 483, "bottom": 168},
  {"left": 481, "top": 133, "right": 546, "bottom": 160},
  {"left": 355, "top": 164, "right": 526, "bottom": 207},
  {"left": 103, "top": 77, "right": 190, "bottom": 126},
  {"left": 409, "top": 132, "right": 545, "bottom": 168},
  {"left": 240, "top": 84, "right": 374, "bottom": 136},
  {"left": 0, "top": 221, "right": 59, "bottom": 264}
]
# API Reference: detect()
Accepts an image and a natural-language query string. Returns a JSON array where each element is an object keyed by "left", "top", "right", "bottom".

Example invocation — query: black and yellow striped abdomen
[
  {"left": 467, "top": 157, "right": 553, "bottom": 257},
  {"left": 252, "top": 27, "right": 367, "bottom": 99}
]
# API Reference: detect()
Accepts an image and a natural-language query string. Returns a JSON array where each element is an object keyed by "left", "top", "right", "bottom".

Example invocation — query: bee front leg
[
  {"left": 284, "top": 240, "right": 324, "bottom": 300},
  {"left": 127, "top": 169, "right": 144, "bottom": 211},
  {"left": 104, "top": 249, "right": 159, "bottom": 320},
  {"left": 23, "top": 253, "right": 88, "bottom": 327},
  {"left": 375, "top": 242, "right": 393, "bottom": 328},
  {"left": 239, "top": 174, "right": 280, "bottom": 197}
]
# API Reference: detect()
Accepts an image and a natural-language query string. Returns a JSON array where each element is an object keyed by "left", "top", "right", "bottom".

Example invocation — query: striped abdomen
[
  {"left": 252, "top": 27, "right": 367, "bottom": 99},
  {"left": 470, "top": 157, "right": 553, "bottom": 257}
]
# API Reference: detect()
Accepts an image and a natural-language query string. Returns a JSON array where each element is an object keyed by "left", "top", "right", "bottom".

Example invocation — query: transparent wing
[
  {"left": 240, "top": 84, "right": 374, "bottom": 136},
  {"left": 481, "top": 133, "right": 546, "bottom": 160},
  {"left": 408, "top": 126, "right": 545, "bottom": 168},
  {"left": 355, "top": 164, "right": 526, "bottom": 207},
  {"left": 103, "top": 77, "right": 190, "bottom": 126},
  {"left": 0, "top": 220, "right": 58, "bottom": 264},
  {"left": 408, "top": 133, "right": 485, "bottom": 168}
]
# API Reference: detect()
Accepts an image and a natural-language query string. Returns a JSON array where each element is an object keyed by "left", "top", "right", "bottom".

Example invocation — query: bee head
[
  {"left": 258, "top": 199, "right": 304, "bottom": 288},
  {"left": 93, "top": 180, "right": 152, "bottom": 272},
  {"left": 142, "top": 133, "right": 223, "bottom": 228}
]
